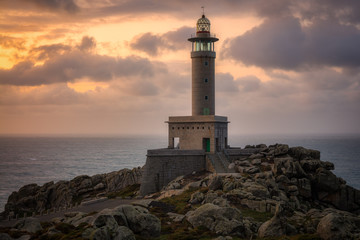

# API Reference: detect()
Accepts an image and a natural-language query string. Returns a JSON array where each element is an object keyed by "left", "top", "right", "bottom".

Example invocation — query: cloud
[
  {"left": 222, "top": 16, "right": 360, "bottom": 70},
  {"left": 0, "top": 35, "right": 25, "bottom": 50},
  {"left": 77, "top": 36, "right": 96, "bottom": 51},
  {"left": 22, "top": 0, "right": 80, "bottom": 13},
  {"left": 216, "top": 73, "right": 239, "bottom": 92},
  {"left": 237, "top": 76, "right": 261, "bottom": 92},
  {"left": 130, "top": 26, "right": 193, "bottom": 56},
  {"left": 0, "top": 37, "right": 167, "bottom": 86},
  {"left": 30, "top": 43, "right": 72, "bottom": 61}
]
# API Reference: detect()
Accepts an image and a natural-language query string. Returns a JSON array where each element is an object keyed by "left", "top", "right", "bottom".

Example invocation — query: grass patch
[
  {"left": 235, "top": 205, "right": 273, "bottom": 222},
  {"left": 107, "top": 184, "right": 140, "bottom": 199},
  {"left": 159, "top": 188, "right": 201, "bottom": 214}
]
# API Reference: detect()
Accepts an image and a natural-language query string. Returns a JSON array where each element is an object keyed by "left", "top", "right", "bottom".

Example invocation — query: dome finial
[{"left": 201, "top": 6, "right": 205, "bottom": 17}]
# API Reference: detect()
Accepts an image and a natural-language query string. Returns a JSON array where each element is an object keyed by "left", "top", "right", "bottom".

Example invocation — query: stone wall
[{"left": 140, "top": 149, "right": 206, "bottom": 196}]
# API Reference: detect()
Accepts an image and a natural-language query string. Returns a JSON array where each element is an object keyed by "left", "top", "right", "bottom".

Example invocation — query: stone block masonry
[{"left": 140, "top": 149, "right": 206, "bottom": 196}]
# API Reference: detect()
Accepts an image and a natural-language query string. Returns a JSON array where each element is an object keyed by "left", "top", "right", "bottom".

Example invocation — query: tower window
[
  {"left": 204, "top": 61, "right": 208, "bottom": 66},
  {"left": 204, "top": 78, "right": 208, "bottom": 83},
  {"left": 205, "top": 96, "right": 208, "bottom": 100}
]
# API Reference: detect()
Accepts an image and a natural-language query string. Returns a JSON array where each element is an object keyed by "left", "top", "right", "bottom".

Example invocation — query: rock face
[
  {"left": 14, "top": 217, "right": 43, "bottom": 233},
  {"left": 316, "top": 210, "right": 360, "bottom": 240},
  {"left": 186, "top": 203, "right": 244, "bottom": 237},
  {"left": 2, "top": 167, "right": 142, "bottom": 218},
  {"left": 75, "top": 205, "right": 160, "bottom": 239},
  {"left": 231, "top": 144, "right": 360, "bottom": 214}
]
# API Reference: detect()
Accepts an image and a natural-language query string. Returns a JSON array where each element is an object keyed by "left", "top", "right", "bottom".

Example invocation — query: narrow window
[
  {"left": 204, "top": 78, "right": 208, "bottom": 83},
  {"left": 205, "top": 96, "right": 208, "bottom": 100},
  {"left": 172, "top": 127, "right": 174, "bottom": 130},
  {"left": 204, "top": 61, "right": 208, "bottom": 66},
  {"left": 187, "top": 127, "right": 189, "bottom": 129}
]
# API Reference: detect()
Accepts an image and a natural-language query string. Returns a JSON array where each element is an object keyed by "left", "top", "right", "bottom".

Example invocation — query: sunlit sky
[{"left": 0, "top": 0, "right": 359, "bottom": 136}]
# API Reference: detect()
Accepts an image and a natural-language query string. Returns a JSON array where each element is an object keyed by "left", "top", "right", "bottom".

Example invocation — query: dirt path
[{"left": 0, "top": 198, "right": 136, "bottom": 228}]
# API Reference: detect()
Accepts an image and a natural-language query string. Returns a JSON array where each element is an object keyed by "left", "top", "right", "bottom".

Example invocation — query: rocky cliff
[
  {"left": 1, "top": 167, "right": 142, "bottom": 219},
  {"left": 1, "top": 144, "right": 360, "bottom": 240}
]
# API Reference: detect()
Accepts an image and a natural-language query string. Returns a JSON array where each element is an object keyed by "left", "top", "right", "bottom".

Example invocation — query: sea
[{"left": 0, "top": 134, "right": 360, "bottom": 212}]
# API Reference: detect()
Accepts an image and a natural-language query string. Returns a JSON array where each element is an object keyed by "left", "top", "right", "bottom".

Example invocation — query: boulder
[
  {"left": 317, "top": 212, "right": 360, "bottom": 240},
  {"left": 273, "top": 157, "right": 306, "bottom": 178},
  {"left": 315, "top": 168, "right": 340, "bottom": 192},
  {"left": 114, "top": 226, "right": 136, "bottom": 240},
  {"left": 208, "top": 176, "right": 223, "bottom": 191},
  {"left": 186, "top": 203, "right": 244, "bottom": 237},
  {"left": 273, "top": 144, "right": 289, "bottom": 156},
  {"left": 258, "top": 204, "right": 296, "bottom": 238},
  {"left": 14, "top": 217, "right": 43, "bottom": 233},
  {"left": 189, "top": 191, "right": 204, "bottom": 204},
  {"left": 289, "top": 147, "right": 320, "bottom": 161},
  {"left": 119, "top": 205, "right": 161, "bottom": 237},
  {"left": 0, "top": 233, "right": 13, "bottom": 240}
]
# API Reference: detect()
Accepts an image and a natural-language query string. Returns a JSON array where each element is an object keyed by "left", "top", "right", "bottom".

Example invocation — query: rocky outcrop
[
  {"left": 14, "top": 217, "right": 43, "bottom": 233},
  {"left": 66, "top": 204, "right": 160, "bottom": 239},
  {"left": 231, "top": 144, "right": 360, "bottom": 213},
  {"left": 2, "top": 167, "right": 142, "bottom": 218}
]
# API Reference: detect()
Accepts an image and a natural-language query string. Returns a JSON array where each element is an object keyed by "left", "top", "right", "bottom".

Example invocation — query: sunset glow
[{"left": 0, "top": 0, "right": 359, "bottom": 136}]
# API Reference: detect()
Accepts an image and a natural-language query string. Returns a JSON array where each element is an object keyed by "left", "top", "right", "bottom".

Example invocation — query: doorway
[{"left": 203, "top": 138, "right": 210, "bottom": 152}]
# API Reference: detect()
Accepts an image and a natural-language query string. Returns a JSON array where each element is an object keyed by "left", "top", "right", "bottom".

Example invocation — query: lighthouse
[
  {"left": 167, "top": 14, "right": 229, "bottom": 153},
  {"left": 188, "top": 14, "right": 218, "bottom": 116},
  {"left": 140, "top": 13, "right": 233, "bottom": 196}
]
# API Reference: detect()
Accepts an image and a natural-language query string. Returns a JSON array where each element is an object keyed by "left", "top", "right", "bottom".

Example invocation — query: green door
[
  {"left": 203, "top": 138, "right": 210, "bottom": 152},
  {"left": 206, "top": 139, "right": 210, "bottom": 152}
]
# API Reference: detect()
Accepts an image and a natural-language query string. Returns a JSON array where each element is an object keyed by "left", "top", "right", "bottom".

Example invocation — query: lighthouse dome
[{"left": 196, "top": 15, "right": 210, "bottom": 33}]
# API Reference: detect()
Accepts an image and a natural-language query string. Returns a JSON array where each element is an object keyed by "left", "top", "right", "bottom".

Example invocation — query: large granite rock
[
  {"left": 316, "top": 211, "right": 360, "bottom": 240},
  {"left": 186, "top": 203, "right": 245, "bottom": 237},
  {"left": 258, "top": 204, "right": 296, "bottom": 238}
]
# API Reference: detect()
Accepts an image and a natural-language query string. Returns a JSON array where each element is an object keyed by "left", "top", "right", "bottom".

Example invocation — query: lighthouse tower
[
  {"left": 167, "top": 14, "right": 229, "bottom": 153},
  {"left": 188, "top": 14, "right": 218, "bottom": 116}
]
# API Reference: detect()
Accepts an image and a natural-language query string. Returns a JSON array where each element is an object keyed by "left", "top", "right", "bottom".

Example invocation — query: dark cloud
[
  {"left": 222, "top": 16, "right": 360, "bottom": 69},
  {"left": 78, "top": 36, "right": 96, "bottom": 52},
  {"left": 30, "top": 44, "right": 71, "bottom": 60},
  {"left": 130, "top": 33, "right": 163, "bottom": 56},
  {"left": 130, "top": 26, "right": 193, "bottom": 56},
  {"left": 23, "top": 0, "right": 80, "bottom": 13}
]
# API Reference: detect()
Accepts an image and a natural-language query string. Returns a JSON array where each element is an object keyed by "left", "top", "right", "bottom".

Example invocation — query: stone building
[{"left": 140, "top": 14, "right": 237, "bottom": 196}]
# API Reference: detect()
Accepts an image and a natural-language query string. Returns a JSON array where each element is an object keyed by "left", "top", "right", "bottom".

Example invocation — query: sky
[{"left": 0, "top": 0, "right": 359, "bottom": 137}]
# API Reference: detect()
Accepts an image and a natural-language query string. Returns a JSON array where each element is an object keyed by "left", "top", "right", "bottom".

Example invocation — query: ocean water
[{"left": 0, "top": 134, "right": 359, "bottom": 212}]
